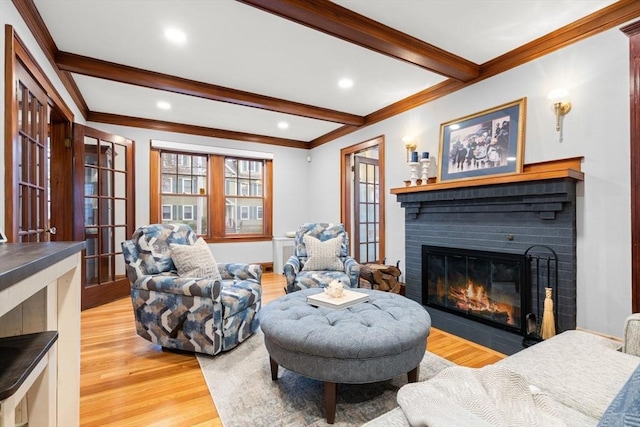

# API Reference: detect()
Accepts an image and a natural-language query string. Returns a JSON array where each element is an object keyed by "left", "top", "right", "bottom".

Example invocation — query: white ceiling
[{"left": 32, "top": 0, "right": 618, "bottom": 143}]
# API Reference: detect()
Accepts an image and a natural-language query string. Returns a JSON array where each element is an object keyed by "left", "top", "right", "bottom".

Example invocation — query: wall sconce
[
  {"left": 402, "top": 135, "right": 417, "bottom": 162},
  {"left": 547, "top": 89, "right": 571, "bottom": 132}
]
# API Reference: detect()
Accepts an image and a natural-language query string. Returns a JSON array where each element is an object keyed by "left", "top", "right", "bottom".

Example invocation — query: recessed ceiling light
[
  {"left": 164, "top": 28, "right": 187, "bottom": 44},
  {"left": 157, "top": 101, "right": 171, "bottom": 110},
  {"left": 338, "top": 78, "right": 354, "bottom": 89},
  {"left": 278, "top": 121, "right": 289, "bottom": 129}
]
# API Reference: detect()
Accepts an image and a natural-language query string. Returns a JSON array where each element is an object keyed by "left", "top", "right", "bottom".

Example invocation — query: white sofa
[{"left": 364, "top": 314, "right": 640, "bottom": 426}]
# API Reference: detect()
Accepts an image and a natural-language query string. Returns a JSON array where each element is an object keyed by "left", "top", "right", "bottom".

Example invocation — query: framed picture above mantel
[{"left": 437, "top": 98, "right": 526, "bottom": 183}]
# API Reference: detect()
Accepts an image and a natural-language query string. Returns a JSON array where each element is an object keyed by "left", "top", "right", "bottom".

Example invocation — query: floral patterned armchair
[
  {"left": 283, "top": 223, "right": 360, "bottom": 293},
  {"left": 121, "top": 223, "right": 262, "bottom": 355}
]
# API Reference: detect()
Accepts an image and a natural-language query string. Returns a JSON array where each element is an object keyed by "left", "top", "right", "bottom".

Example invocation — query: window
[
  {"left": 183, "top": 205, "right": 194, "bottom": 220},
  {"left": 162, "top": 204, "right": 173, "bottom": 220},
  {"left": 151, "top": 148, "right": 272, "bottom": 242},
  {"left": 162, "top": 176, "right": 174, "bottom": 193},
  {"left": 240, "top": 206, "right": 249, "bottom": 220}
]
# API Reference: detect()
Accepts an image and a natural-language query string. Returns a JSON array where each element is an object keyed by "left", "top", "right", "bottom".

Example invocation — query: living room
[{"left": 1, "top": 0, "right": 640, "bottom": 426}]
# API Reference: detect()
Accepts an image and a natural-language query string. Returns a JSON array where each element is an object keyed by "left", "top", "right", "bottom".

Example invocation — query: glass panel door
[
  {"left": 14, "top": 60, "right": 49, "bottom": 242},
  {"left": 354, "top": 155, "right": 380, "bottom": 263},
  {"left": 75, "top": 125, "right": 135, "bottom": 309}
]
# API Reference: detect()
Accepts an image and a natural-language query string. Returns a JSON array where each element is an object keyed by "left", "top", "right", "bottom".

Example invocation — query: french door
[
  {"left": 7, "top": 59, "right": 50, "bottom": 242},
  {"left": 73, "top": 125, "right": 135, "bottom": 309},
  {"left": 354, "top": 155, "right": 380, "bottom": 263}
]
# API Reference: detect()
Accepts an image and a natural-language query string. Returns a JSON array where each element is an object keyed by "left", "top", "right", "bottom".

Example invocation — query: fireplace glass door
[{"left": 422, "top": 246, "right": 526, "bottom": 334}]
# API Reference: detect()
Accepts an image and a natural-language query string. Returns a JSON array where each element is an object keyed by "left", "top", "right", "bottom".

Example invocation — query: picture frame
[{"left": 437, "top": 98, "right": 526, "bottom": 183}]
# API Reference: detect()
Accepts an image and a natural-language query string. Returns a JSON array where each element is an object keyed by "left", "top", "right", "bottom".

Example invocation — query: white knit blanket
[{"left": 397, "top": 365, "right": 567, "bottom": 427}]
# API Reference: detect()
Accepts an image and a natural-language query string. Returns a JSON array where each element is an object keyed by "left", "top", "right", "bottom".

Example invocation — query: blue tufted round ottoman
[{"left": 259, "top": 288, "right": 431, "bottom": 424}]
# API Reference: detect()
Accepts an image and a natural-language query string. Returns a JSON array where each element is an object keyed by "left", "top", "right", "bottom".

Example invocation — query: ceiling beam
[
  {"left": 57, "top": 52, "right": 364, "bottom": 126},
  {"left": 311, "top": 0, "right": 640, "bottom": 147},
  {"left": 237, "top": 0, "right": 479, "bottom": 82},
  {"left": 87, "top": 112, "right": 310, "bottom": 149}
]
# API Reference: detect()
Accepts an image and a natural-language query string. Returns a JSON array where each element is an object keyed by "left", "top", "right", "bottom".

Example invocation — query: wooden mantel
[{"left": 390, "top": 157, "right": 583, "bottom": 194}]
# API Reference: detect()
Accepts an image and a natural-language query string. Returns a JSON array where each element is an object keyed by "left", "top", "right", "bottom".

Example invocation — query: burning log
[{"left": 449, "top": 282, "right": 515, "bottom": 325}]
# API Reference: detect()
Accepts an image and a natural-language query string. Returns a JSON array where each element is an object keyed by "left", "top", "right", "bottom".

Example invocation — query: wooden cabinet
[{"left": 0, "top": 242, "right": 83, "bottom": 427}]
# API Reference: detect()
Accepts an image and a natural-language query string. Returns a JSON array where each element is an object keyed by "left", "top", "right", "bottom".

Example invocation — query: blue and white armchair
[
  {"left": 283, "top": 223, "right": 360, "bottom": 293},
  {"left": 121, "top": 223, "right": 262, "bottom": 355}
]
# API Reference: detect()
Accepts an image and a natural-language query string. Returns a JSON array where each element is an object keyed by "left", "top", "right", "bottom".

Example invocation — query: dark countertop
[{"left": 0, "top": 242, "right": 85, "bottom": 292}]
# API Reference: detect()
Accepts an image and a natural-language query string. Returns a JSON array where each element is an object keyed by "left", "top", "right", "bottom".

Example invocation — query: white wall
[
  {"left": 88, "top": 123, "right": 311, "bottom": 264},
  {"left": 311, "top": 26, "right": 632, "bottom": 337}
]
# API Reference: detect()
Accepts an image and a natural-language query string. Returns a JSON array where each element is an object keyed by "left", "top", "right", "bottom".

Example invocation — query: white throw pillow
[
  {"left": 170, "top": 237, "right": 223, "bottom": 282},
  {"left": 301, "top": 235, "right": 344, "bottom": 272}
]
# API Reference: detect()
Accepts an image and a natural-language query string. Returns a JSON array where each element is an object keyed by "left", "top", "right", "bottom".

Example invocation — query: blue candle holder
[{"left": 410, "top": 151, "right": 418, "bottom": 162}]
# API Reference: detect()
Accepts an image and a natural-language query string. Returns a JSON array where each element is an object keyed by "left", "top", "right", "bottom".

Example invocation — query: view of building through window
[
  {"left": 158, "top": 151, "right": 267, "bottom": 238},
  {"left": 224, "top": 158, "right": 264, "bottom": 234},
  {"left": 160, "top": 152, "right": 208, "bottom": 234}
]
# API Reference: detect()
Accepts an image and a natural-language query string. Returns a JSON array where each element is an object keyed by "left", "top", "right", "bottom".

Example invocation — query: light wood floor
[{"left": 80, "top": 273, "right": 505, "bottom": 426}]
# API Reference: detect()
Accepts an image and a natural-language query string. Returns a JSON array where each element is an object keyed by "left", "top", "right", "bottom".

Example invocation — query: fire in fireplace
[{"left": 422, "top": 245, "right": 527, "bottom": 334}]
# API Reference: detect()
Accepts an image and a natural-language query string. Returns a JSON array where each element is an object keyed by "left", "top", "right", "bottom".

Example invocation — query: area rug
[{"left": 196, "top": 331, "right": 455, "bottom": 427}]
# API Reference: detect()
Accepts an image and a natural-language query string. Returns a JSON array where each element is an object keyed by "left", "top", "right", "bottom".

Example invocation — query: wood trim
[
  {"left": 49, "top": 121, "right": 74, "bottom": 241},
  {"left": 210, "top": 155, "right": 225, "bottom": 240},
  {"left": 623, "top": 21, "right": 640, "bottom": 313},
  {"left": 4, "top": 25, "right": 18, "bottom": 242},
  {"left": 11, "top": 0, "right": 88, "bottom": 118},
  {"left": 88, "top": 112, "right": 309, "bottom": 149},
  {"left": 312, "top": 2, "right": 640, "bottom": 147},
  {"left": 237, "top": 0, "right": 479, "bottom": 82},
  {"left": 12, "top": 34, "right": 74, "bottom": 122},
  {"left": 72, "top": 124, "right": 86, "bottom": 242},
  {"left": 148, "top": 149, "right": 161, "bottom": 224},
  {"left": 56, "top": 51, "right": 364, "bottom": 126},
  {"left": 390, "top": 157, "right": 584, "bottom": 195},
  {"left": 264, "top": 159, "right": 274, "bottom": 238}
]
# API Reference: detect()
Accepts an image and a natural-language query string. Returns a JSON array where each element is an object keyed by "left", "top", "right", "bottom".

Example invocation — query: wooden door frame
[
  {"left": 4, "top": 25, "right": 73, "bottom": 241},
  {"left": 340, "top": 135, "right": 385, "bottom": 263},
  {"left": 623, "top": 21, "right": 640, "bottom": 313}
]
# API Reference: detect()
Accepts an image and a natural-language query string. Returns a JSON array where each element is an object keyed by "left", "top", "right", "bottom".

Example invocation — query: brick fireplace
[{"left": 393, "top": 159, "right": 582, "bottom": 354}]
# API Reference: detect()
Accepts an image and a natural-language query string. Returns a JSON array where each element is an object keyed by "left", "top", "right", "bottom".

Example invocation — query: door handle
[{"left": 46, "top": 227, "right": 57, "bottom": 235}]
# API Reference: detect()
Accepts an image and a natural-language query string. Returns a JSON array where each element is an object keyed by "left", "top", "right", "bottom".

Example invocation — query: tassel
[{"left": 540, "top": 287, "right": 556, "bottom": 339}]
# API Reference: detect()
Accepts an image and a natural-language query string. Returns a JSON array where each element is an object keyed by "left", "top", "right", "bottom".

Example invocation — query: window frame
[{"left": 150, "top": 148, "right": 272, "bottom": 243}]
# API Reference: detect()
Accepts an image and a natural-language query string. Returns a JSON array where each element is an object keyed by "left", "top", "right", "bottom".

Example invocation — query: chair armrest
[
  {"left": 623, "top": 313, "right": 640, "bottom": 357},
  {"left": 283, "top": 256, "right": 300, "bottom": 290},
  {"left": 218, "top": 263, "right": 262, "bottom": 283},
  {"left": 132, "top": 273, "right": 221, "bottom": 300},
  {"left": 344, "top": 257, "right": 361, "bottom": 288}
]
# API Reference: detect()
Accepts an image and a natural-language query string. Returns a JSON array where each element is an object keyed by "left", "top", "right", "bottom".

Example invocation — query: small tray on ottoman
[{"left": 306, "top": 289, "right": 369, "bottom": 310}]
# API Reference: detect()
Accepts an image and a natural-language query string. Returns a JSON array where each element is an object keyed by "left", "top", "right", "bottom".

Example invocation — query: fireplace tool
[{"left": 523, "top": 245, "right": 558, "bottom": 348}]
